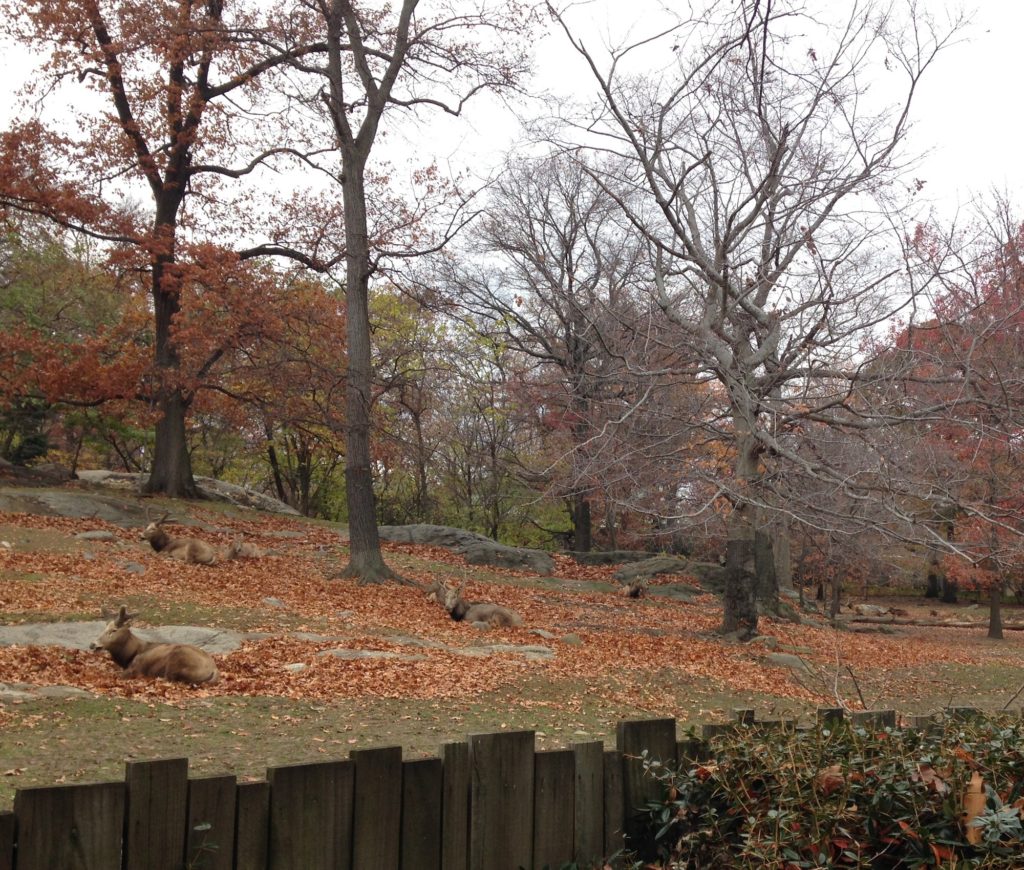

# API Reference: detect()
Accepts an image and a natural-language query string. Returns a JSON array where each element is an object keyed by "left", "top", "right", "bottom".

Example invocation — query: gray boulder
[
  {"left": 766, "top": 652, "right": 812, "bottom": 673},
  {"left": 565, "top": 550, "right": 659, "bottom": 566},
  {"left": 378, "top": 524, "right": 554, "bottom": 575},
  {"left": 0, "top": 620, "right": 245, "bottom": 654},
  {"left": 613, "top": 555, "right": 690, "bottom": 584}
]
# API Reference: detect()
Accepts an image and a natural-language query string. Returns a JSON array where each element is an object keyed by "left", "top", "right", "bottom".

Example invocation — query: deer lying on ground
[
  {"left": 227, "top": 538, "right": 264, "bottom": 559},
  {"left": 619, "top": 577, "right": 649, "bottom": 598},
  {"left": 141, "top": 513, "right": 219, "bottom": 565},
  {"left": 428, "top": 579, "right": 523, "bottom": 628},
  {"left": 90, "top": 605, "right": 219, "bottom": 685}
]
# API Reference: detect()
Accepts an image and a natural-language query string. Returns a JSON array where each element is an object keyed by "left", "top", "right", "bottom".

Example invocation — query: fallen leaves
[{"left": 3, "top": 508, "right": 1024, "bottom": 718}]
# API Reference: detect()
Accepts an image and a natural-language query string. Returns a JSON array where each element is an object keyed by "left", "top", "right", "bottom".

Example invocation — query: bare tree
[
  {"left": 449, "top": 151, "right": 680, "bottom": 550},
  {"left": 296, "top": 0, "right": 535, "bottom": 582},
  {"left": 548, "top": 0, "right": 961, "bottom": 635}
]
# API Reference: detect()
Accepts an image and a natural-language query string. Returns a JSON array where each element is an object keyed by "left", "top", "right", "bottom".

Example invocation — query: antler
[{"left": 115, "top": 604, "right": 138, "bottom": 626}]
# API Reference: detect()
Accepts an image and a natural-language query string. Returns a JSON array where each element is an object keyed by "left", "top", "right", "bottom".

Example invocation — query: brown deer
[
  {"left": 227, "top": 538, "right": 264, "bottom": 559},
  {"left": 438, "top": 580, "right": 523, "bottom": 628},
  {"left": 90, "top": 605, "right": 219, "bottom": 685},
  {"left": 141, "top": 513, "right": 219, "bottom": 565}
]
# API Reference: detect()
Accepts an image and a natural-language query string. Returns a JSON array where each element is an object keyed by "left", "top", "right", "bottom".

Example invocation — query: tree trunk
[
  {"left": 142, "top": 212, "right": 198, "bottom": 498},
  {"left": 721, "top": 430, "right": 760, "bottom": 638},
  {"left": 754, "top": 527, "right": 779, "bottom": 605},
  {"left": 605, "top": 501, "right": 618, "bottom": 550},
  {"left": 723, "top": 524, "right": 759, "bottom": 637},
  {"left": 573, "top": 494, "right": 592, "bottom": 552},
  {"left": 337, "top": 159, "right": 398, "bottom": 583},
  {"left": 264, "top": 427, "right": 289, "bottom": 506},
  {"left": 143, "top": 387, "right": 198, "bottom": 498},
  {"left": 988, "top": 579, "right": 1004, "bottom": 640},
  {"left": 773, "top": 521, "right": 793, "bottom": 590}
]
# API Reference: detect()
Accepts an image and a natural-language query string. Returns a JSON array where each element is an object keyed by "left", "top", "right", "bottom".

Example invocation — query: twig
[
  {"left": 1001, "top": 682, "right": 1024, "bottom": 712},
  {"left": 845, "top": 665, "right": 869, "bottom": 711}
]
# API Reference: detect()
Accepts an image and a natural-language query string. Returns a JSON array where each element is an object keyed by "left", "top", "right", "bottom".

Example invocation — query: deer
[
  {"left": 431, "top": 580, "right": 523, "bottom": 628},
  {"left": 141, "top": 512, "right": 219, "bottom": 565},
  {"left": 226, "top": 538, "right": 264, "bottom": 559},
  {"left": 90, "top": 605, "right": 219, "bottom": 685}
]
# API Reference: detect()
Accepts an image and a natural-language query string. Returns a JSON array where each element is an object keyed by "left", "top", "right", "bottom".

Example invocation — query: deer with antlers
[
  {"left": 90, "top": 605, "right": 219, "bottom": 684},
  {"left": 141, "top": 512, "right": 219, "bottom": 565},
  {"left": 427, "top": 579, "right": 523, "bottom": 628}
]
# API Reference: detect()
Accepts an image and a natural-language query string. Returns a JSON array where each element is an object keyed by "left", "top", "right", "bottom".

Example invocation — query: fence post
[
  {"left": 817, "top": 708, "right": 845, "bottom": 725},
  {"left": 851, "top": 710, "right": 896, "bottom": 729},
  {"left": 440, "top": 742, "right": 470, "bottom": 870},
  {"left": 572, "top": 741, "right": 604, "bottom": 863},
  {"left": 400, "top": 757, "right": 443, "bottom": 870},
  {"left": 12, "top": 782, "right": 124, "bottom": 870},
  {"left": 602, "top": 750, "right": 624, "bottom": 865},
  {"left": 234, "top": 780, "right": 270, "bottom": 870},
  {"left": 351, "top": 747, "right": 402, "bottom": 870},
  {"left": 267, "top": 759, "right": 353, "bottom": 870},
  {"left": 616, "top": 718, "right": 677, "bottom": 860},
  {"left": 469, "top": 730, "right": 535, "bottom": 870},
  {"left": 533, "top": 749, "right": 574, "bottom": 869},
  {"left": 124, "top": 757, "right": 189, "bottom": 870},
  {"left": 185, "top": 774, "right": 236, "bottom": 870},
  {"left": 0, "top": 811, "right": 12, "bottom": 870}
]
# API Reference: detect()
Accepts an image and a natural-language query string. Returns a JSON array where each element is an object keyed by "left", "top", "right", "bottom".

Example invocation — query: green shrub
[{"left": 634, "top": 714, "right": 1024, "bottom": 868}]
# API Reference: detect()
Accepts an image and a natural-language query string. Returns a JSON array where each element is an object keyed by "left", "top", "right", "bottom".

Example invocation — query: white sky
[
  {"left": 1, "top": 0, "right": 1021, "bottom": 221},
  {"left": 432, "top": 0, "right": 1024, "bottom": 221}
]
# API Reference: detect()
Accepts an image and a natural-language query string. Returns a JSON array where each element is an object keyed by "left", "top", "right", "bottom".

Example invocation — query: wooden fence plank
[
  {"left": 267, "top": 760, "right": 353, "bottom": 870},
  {"left": 440, "top": 742, "right": 469, "bottom": 870},
  {"left": 234, "top": 781, "right": 270, "bottom": 870},
  {"left": 125, "top": 758, "right": 189, "bottom": 870},
  {"left": 186, "top": 775, "right": 236, "bottom": 870},
  {"left": 351, "top": 746, "right": 402, "bottom": 870},
  {"left": 400, "top": 758, "right": 443, "bottom": 870},
  {"left": 0, "top": 811, "right": 12, "bottom": 870},
  {"left": 13, "top": 781, "right": 124, "bottom": 870},
  {"left": 602, "top": 750, "right": 624, "bottom": 866},
  {"left": 533, "top": 750, "right": 574, "bottom": 870},
  {"left": 469, "top": 730, "right": 535, "bottom": 870},
  {"left": 616, "top": 718, "right": 676, "bottom": 859},
  {"left": 572, "top": 742, "right": 604, "bottom": 864}
]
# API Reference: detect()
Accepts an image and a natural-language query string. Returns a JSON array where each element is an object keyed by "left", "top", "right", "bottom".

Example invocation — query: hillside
[{"left": 2, "top": 482, "right": 1024, "bottom": 807}]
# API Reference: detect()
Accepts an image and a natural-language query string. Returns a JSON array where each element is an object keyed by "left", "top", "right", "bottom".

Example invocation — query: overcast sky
[
  {"left": 565, "top": 1, "right": 1024, "bottom": 219},
  {"left": 1, "top": 1, "right": 1019, "bottom": 221},
  {"left": 440, "top": 0, "right": 1024, "bottom": 221}
]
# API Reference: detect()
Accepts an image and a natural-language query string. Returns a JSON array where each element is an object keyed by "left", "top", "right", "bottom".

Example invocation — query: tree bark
[
  {"left": 772, "top": 521, "right": 793, "bottom": 590},
  {"left": 337, "top": 157, "right": 398, "bottom": 583},
  {"left": 988, "top": 579, "right": 1004, "bottom": 640},
  {"left": 723, "top": 526, "right": 759, "bottom": 637},
  {"left": 721, "top": 430, "right": 760, "bottom": 637},
  {"left": 572, "top": 494, "right": 592, "bottom": 552},
  {"left": 144, "top": 388, "right": 198, "bottom": 498},
  {"left": 143, "top": 253, "right": 198, "bottom": 497}
]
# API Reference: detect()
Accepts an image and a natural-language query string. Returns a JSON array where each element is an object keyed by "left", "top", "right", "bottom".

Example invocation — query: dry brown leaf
[{"left": 962, "top": 770, "right": 986, "bottom": 845}]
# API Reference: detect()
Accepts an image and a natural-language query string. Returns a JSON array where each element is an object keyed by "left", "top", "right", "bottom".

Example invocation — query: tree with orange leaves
[
  {"left": 898, "top": 214, "right": 1024, "bottom": 639},
  {"left": 0, "top": 1, "right": 334, "bottom": 496}
]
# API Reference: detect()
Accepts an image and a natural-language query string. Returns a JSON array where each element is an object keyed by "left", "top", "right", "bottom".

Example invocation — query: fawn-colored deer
[
  {"left": 141, "top": 513, "right": 218, "bottom": 565},
  {"left": 428, "top": 580, "right": 523, "bottom": 628},
  {"left": 90, "top": 605, "right": 219, "bottom": 684}
]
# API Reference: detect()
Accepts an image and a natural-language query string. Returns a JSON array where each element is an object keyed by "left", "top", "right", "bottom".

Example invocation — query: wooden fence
[{"left": 0, "top": 708, "right": 973, "bottom": 870}]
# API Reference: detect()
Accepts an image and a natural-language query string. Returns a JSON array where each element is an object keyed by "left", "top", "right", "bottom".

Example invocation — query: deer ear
[{"left": 115, "top": 605, "right": 136, "bottom": 626}]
